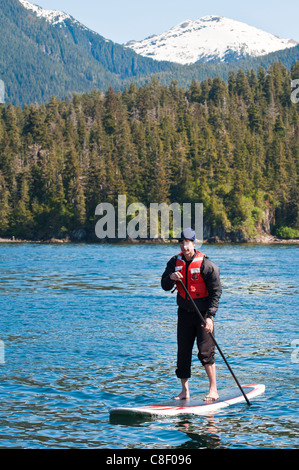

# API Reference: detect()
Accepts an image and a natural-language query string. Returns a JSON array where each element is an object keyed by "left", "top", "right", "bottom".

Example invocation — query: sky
[{"left": 31, "top": 0, "right": 299, "bottom": 44}]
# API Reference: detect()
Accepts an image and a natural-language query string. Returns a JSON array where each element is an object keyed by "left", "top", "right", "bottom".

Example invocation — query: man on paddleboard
[{"left": 161, "top": 228, "right": 222, "bottom": 401}]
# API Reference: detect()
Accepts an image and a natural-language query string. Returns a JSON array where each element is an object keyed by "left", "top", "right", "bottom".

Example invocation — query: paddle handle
[{"left": 178, "top": 280, "right": 251, "bottom": 406}]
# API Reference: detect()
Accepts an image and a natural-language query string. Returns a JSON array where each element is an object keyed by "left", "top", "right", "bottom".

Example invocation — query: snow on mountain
[
  {"left": 18, "top": 4, "right": 297, "bottom": 66},
  {"left": 18, "top": 0, "right": 99, "bottom": 36},
  {"left": 125, "top": 16, "right": 298, "bottom": 65},
  {"left": 19, "top": 0, "right": 75, "bottom": 25}
]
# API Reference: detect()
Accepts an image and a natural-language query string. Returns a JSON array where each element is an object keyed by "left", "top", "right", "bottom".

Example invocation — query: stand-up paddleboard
[{"left": 110, "top": 384, "right": 265, "bottom": 418}]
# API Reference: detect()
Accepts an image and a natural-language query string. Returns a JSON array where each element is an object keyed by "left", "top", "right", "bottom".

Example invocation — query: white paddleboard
[{"left": 110, "top": 384, "right": 265, "bottom": 417}]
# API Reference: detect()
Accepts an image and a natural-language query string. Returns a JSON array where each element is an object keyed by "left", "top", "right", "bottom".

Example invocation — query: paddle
[{"left": 178, "top": 279, "right": 251, "bottom": 406}]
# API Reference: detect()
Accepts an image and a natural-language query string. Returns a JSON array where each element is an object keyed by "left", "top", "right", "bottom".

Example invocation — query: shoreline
[{"left": 0, "top": 235, "right": 298, "bottom": 245}]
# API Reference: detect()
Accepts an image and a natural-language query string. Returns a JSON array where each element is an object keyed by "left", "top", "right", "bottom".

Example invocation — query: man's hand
[
  {"left": 170, "top": 271, "right": 183, "bottom": 281},
  {"left": 203, "top": 317, "right": 214, "bottom": 333}
]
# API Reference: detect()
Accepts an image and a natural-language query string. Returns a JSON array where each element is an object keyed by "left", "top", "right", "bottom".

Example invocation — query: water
[{"left": 0, "top": 242, "right": 298, "bottom": 449}]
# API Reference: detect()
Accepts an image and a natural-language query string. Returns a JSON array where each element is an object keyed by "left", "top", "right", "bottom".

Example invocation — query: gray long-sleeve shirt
[{"left": 161, "top": 252, "right": 222, "bottom": 318}]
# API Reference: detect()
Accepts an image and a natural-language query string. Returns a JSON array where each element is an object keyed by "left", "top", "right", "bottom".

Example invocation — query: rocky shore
[{"left": 0, "top": 233, "right": 298, "bottom": 244}]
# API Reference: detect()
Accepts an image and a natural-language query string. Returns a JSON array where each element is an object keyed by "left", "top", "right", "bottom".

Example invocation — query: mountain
[
  {"left": 0, "top": 0, "right": 177, "bottom": 106},
  {"left": 18, "top": 0, "right": 84, "bottom": 26},
  {"left": 0, "top": 1, "right": 298, "bottom": 107},
  {"left": 125, "top": 15, "right": 298, "bottom": 65}
]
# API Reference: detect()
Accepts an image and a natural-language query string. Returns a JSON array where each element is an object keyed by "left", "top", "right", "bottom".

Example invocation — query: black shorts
[{"left": 176, "top": 307, "right": 215, "bottom": 379}]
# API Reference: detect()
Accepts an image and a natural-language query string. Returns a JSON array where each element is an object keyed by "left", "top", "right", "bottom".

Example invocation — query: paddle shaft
[{"left": 178, "top": 280, "right": 251, "bottom": 406}]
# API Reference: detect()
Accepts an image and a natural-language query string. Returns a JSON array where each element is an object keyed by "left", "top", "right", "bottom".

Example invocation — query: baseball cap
[{"left": 179, "top": 228, "right": 196, "bottom": 242}]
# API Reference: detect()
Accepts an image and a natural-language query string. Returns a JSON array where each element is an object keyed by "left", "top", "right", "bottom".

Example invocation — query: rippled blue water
[{"left": 0, "top": 242, "right": 298, "bottom": 449}]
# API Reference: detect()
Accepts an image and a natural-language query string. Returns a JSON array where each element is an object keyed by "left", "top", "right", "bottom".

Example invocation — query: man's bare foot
[
  {"left": 204, "top": 389, "right": 219, "bottom": 402},
  {"left": 173, "top": 378, "right": 190, "bottom": 400},
  {"left": 173, "top": 390, "right": 190, "bottom": 400}
]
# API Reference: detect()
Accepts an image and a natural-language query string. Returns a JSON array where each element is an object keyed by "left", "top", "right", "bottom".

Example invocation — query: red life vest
[{"left": 175, "top": 250, "right": 209, "bottom": 299}]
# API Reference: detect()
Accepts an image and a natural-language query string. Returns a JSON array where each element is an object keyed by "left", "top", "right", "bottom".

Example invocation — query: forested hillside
[
  {"left": 0, "top": 0, "right": 298, "bottom": 107},
  {"left": 0, "top": 62, "right": 298, "bottom": 241},
  {"left": 0, "top": 0, "right": 178, "bottom": 106}
]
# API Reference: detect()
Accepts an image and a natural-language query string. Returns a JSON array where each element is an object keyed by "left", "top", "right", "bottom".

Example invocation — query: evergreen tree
[
  {"left": 0, "top": 62, "right": 297, "bottom": 240},
  {"left": 0, "top": 170, "right": 10, "bottom": 234}
]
